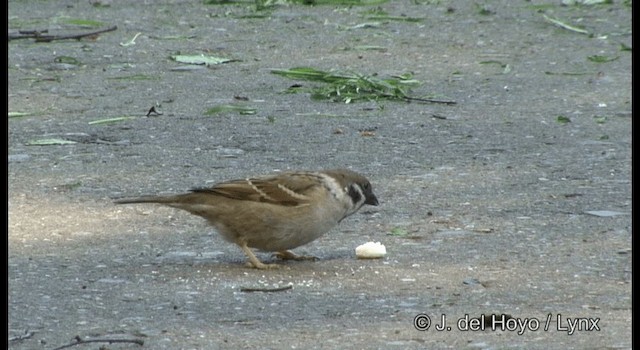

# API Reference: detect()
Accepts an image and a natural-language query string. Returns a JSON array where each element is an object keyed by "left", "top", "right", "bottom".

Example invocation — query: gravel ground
[{"left": 9, "top": 1, "right": 631, "bottom": 349}]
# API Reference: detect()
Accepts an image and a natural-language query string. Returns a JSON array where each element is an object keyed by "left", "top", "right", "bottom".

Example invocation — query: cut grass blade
[
  {"left": 364, "top": 15, "right": 422, "bottom": 22},
  {"left": 344, "top": 22, "right": 382, "bottom": 30},
  {"left": 88, "top": 116, "right": 136, "bottom": 125},
  {"left": 253, "top": 0, "right": 389, "bottom": 4},
  {"left": 171, "top": 54, "right": 236, "bottom": 66},
  {"left": 9, "top": 112, "right": 32, "bottom": 118},
  {"left": 61, "top": 18, "right": 106, "bottom": 28},
  {"left": 361, "top": 8, "right": 423, "bottom": 22},
  {"left": 272, "top": 67, "right": 454, "bottom": 104},
  {"left": 542, "top": 14, "right": 589, "bottom": 35},
  {"left": 545, "top": 71, "right": 593, "bottom": 76},
  {"left": 619, "top": 43, "right": 632, "bottom": 52},
  {"left": 587, "top": 55, "right": 619, "bottom": 63},
  {"left": 353, "top": 45, "right": 388, "bottom": 51},
  {"left": 272, "top": 67, "right": 418, "bottom": 102},
  {"left": 107, "top": 74, "right": 158, "bottom": 81},
  {"left": 54, "top": 56, "right": 82, "bottom": 65},
  {"left": 388, "top": 227, "right": 409, "bottom": 236},
  {"left": 26, "top": 138, "right": 77, "bottom": 146},
  {"left": 205, "top": 104, "right": 257, "bottom": 115},
  {"left": 361, "top": 7, "right": 423, "bottom": 22},
  {"left": 556, "top": 115, "right": 572, "bottom": 124},
  {"left": 272, "top": 67, "right": 356, "bottom": 83}
]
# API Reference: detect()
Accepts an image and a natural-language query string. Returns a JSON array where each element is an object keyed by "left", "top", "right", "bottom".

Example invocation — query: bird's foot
[
  {"left": 239, "top": 243, "right": 281, "bottom": 269},
  {"left": 274, "top": 250, "right": 318, "bottom": 261}
]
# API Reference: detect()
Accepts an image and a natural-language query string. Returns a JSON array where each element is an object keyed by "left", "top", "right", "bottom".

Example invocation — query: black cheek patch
[{"left": 347, "top": 184, "right": 363, "bottom": 205}]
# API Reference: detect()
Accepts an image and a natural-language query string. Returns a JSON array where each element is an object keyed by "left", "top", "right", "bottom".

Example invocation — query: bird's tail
[
  {"left": 114, "top": 192, "right": 218, "bottom": 221},
  {"left": 113, "top": 194, "right": 186, "bottom": 205}
]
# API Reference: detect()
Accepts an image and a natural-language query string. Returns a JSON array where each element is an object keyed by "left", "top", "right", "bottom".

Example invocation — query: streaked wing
[{"left": 191, "top": 173, "right": 320, "bottom": 206}]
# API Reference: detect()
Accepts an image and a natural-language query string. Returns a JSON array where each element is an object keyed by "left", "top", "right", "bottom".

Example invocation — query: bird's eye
[{"left": 363, "top": 183, "right": 370, "bottom": 190}]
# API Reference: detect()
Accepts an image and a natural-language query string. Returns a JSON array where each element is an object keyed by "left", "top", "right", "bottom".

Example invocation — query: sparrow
[{"left": 114, "top": 169, "right": 379, "bottom": 269}]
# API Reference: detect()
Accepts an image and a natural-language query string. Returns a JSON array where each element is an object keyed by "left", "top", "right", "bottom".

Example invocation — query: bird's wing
[{"left": 192, "top": 173, "right": 320, "bottom": 206}]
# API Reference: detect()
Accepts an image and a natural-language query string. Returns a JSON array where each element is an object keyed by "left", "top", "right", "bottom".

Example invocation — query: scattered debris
[
  {"left": 587, "top": 55, "right": 619, "bottom": 63},
  {"left": 205, "top": 104, "right": 257, "bottom": 115},
  {"left": 542, "top": 14, "right": 589, "bottom": 35},
  {"left": 8, "top": 25, "right": 118, "bottom": 42},
  {"left": 88, "top": 116, "right": 136, "bottom": 125},
  {"left": 585, "top": 210, "right": 627, "bottom": 217},
  {"left": 26, "top": 138, "right": 77, "bottom": 146},
  {"left": 556, "top": 115, "right": 572, "bottom": 124},
  {"left": 272, "top": 67, "right": 455, "bottom": 104},
  {"left": 119, "top": 32, "right": 142, "bottom": 47},
  {"left": 9, "top": 329, "right": 35, "bottom": 342},
  {"left": 171, "top": 54, "right": 236, "bottom": 66},
  {"left": 51, "top": 336, "right": 143, "bottom": 350},
  {"left": 146, "top": 106, "right": 163, "bottom": 116},
  {"left": 240, "top": 285, "right": 293, "bottom": 293}
]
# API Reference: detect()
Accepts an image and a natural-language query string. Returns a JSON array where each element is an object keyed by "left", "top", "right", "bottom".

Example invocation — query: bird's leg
[
  {"left": 274, "top": 250, "right": 318, "bottom": 261},
  {"left": 238, "top": 243, "right": 279, "bottom": 269}
]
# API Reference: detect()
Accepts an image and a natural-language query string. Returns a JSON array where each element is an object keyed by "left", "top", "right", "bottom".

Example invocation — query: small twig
[
  {"left": 51, "top": 336, "right": 144, "bottom": 350},
  {"left": 146, "top": 106, "right": 163, "bottom": 116},
  {"left": 376, "top": 93, "right": 456, "bottom": 104},
  {"left": 20, "top": 29, "right": 49, "bottom": 34},
  {"left": 36, "top": 25, "right": 118, "bottom": 42},
  {"left": 8, "top": 26, "right": 117, "bottom": 42},
  {"left": 240, "top": 285, "right": 293, "bottom": 293},
  {"left": 402, "top": 96, "right": 457, "bottom": 105},
  {"left": 9, "top": 329, "right": 35, "bottom": 342},
  {"left": 8, "top": 29, "right": 47, "bottom": 40}
]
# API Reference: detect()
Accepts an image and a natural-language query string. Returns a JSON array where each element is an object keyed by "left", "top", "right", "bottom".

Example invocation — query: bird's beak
[{"left": 365, "top": 194, "right": 379, "bottom": 206}]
